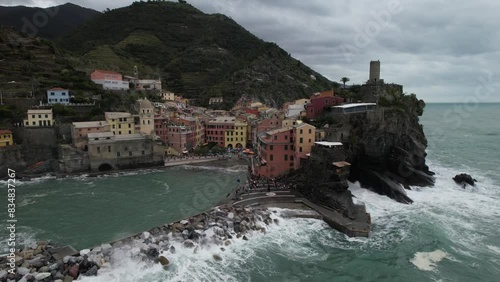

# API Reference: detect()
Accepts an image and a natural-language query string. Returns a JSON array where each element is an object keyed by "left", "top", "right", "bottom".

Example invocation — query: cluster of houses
[
  {"left": 2, "top": 86, "right": 378, "bottom": 175},
  {"left": 1, "top": 62, "right": 388, "bottom": 177}
]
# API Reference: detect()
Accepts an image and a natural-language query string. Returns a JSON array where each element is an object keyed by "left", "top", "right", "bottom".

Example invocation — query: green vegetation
[{"left": 58, "top": 1, "right": 335, "bottom": 107}]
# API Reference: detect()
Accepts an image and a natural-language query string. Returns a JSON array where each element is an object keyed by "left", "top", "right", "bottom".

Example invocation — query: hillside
[
  {"left": 0, "top": 3, "right": 100, "bottom": 39},
  {"left": 59, "top": 1, "right": 334, "bottom": 107}
]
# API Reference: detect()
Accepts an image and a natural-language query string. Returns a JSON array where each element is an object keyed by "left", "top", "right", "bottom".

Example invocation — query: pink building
[
  {"left": 305, "top": 89, "right": 344, "bottom": 119},
  {"left": 204, "top": 116, "right": 235, "bottom": 147},
  {"left": 177, "top": 117, "right": 197, "bottom": 150},
  {"left": 91, "top": 70, "right": 123, "bottom": 85},
  {"left": 167, "top": 124, "right": 191, "bottom": 155},
  {"left": 255, "top": 127, "right": 295, "bottom": 178},
  {"left": 154, "top": 116, "right": 169, "bottom": 144}
]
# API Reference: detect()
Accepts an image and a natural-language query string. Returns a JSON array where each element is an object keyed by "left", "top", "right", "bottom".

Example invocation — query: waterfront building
[
  {"left": 138, "top": 98, "right": 155, "bottom": 136},
  {"left": 71, "top": 121, "right": 110, "bottom": 150},
  {"left": 305, "top": 89, "right": 344, "bottom": 119},
  {"left": 331, "top": 103, "right": 377, "bottom": 114}
]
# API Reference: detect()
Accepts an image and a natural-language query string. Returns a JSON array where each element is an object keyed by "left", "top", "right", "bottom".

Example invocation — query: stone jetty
[{"left": 0, "top": 205, "right": 278, "bottom": 281}]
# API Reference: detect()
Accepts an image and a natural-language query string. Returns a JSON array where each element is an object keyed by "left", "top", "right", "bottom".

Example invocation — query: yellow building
[
  {"left": 24, "top": 109, "right": 54, "bottom": 127},
  {"left": 0, "top": 130, "right": 13, "bottom": 147},
  {"left": 295, "top": 98, "right": 310, "bottom": 105},
  {"left": 105, "top": 112, "right": 135, "bottom": 135},
  {"left": 225, "top": 120, "right": 248, "bottom": 149},
  {"left": 294, "top": 123, "right": 316, "bottom": 170}
]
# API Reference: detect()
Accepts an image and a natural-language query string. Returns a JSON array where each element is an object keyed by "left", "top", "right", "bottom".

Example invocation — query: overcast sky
[{"left": 4, "top": 0, "right": 500, "bottom": 102}]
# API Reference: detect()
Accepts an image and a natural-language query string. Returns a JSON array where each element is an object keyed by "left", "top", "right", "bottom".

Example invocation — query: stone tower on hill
[{"left": 359, "top": 60, "right": 402, "bottom": 102}]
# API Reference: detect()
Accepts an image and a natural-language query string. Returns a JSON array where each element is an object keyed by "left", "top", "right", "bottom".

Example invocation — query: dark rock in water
[
  {"left": 159, "top": 255, "right": 170, "bottom": 266},
  {"left": 453, "top": 173, "right": 477, "bottom": 187},
  {"left": 146, "top": 248, "right": 160, "bottom": 259},
  {"left": 169, "top": 246, "right": 176, "bottom": 254},
  {"left": 84, "top": 265, "right": 98, "bottom": 276},
  {"left": 213, "top": 254, "right": 223, "bottom": 262},
  {"left": 183, "top": 240, "right": 195, "bottom": 248}
]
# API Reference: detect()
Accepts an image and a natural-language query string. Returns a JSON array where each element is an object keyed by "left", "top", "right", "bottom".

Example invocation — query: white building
[{"left": 103, "top": 80, "right": 129, "bottom": 91}]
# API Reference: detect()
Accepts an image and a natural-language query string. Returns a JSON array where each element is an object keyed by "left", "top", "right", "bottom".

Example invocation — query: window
[
  {"left": 118, "top": 131, "right": 121, "bottom": 135},
  {"left": 45, "top": 115, "right": 48, "bottom": 118},
  {"left": 129, "top": 151, "right": 132, "bottom": 156},
  {"left": 299, "top": 147, "right": 303, "bottom": 152},
  {"left": 270, "top": 145, "right": 273, "bottom": 150},
  {"left": 50, "top": 92, "right": 55, "bottom": 96},
  {"left": 285, "top": 135, "right": 288, "bottom": 140},
  {"left": 32, "top": 114, "right": 35, "bottom": 118},
  {"left": 309, "top": 129, "right": 312, "bottom": 134},
  {"left": 129, "top": 124, "right": 131, "bottom": 128},
  {"left": 309, "top": 139, "right": 312, "bottom": 143},
  {"left": 300, "top": 129, "right": 303, "bottom": 134},
  {"left": 119, "top": 124, "right": 121, "bottom": 129},
  {"left": 38, "top": 115, "right": 41, "bottom": 118},
  {"left": 32, "top": 122, "right": 35, "bottom": 125},
  {"left": 291, "top": 156, "right": 294, "bottom": 161},
  {"left": 274, "top": 135, "right": 277, "bottom": 140},
  {"left": 142, "top": 150, "right": 145, "bottom": 155},
  {"left": 62, "top": 92, "right": 66, "bottom": 96},
  {"left": 284, "top": 145, "right": 288, "bottom": 150},
  {"left": 270, "top": 154, "right": 273, "bottom": 161},
  {"left": 97, "top": 147, "right": 100, "bottom": 153},
  {"left": 117, "top": 152, "right": 120, "bottom": 157},
  {"left": 112, "top": 125, "right": 115, "bottom": 129},
  {"left": 300, "top": 137, "right": 303, "bottom": 143},
  {"left": 129, "top": 130, "right": 131, "bottom": 134},
  {"left": 108, "top": 146, "right": 111, "bottom": 152},
  {"left": 284, "top": 155, "right": 288, "bottom": 161}
]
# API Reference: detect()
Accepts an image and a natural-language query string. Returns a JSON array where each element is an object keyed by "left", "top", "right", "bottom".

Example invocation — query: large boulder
[{"left": 453, "top": 173, "right": 477, "bottom": 187}]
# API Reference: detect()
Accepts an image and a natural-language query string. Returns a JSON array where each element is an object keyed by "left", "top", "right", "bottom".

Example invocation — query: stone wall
[{"left": 0, "top": 144, "right": 58, "bottom": 178}]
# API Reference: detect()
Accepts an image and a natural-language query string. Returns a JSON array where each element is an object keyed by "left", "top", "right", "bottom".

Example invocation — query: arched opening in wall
[
  {"left": 227, "top": 144, "right": 233, "bottom": 149},
  {"left": 236, "top": 143, "right": 243, "bottom": 149},
  {"left": 98, "top": 163, "right": 113, "bottom": 172},
  {"left": 83, "top": 145, "right": 88, "bottom": 152}
]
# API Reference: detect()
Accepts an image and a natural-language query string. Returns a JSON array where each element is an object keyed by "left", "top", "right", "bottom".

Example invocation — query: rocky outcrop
[
  {"left": 344, "top": 92, "right": 435, "bottom": 203},
  {"left": 453, "top": 173, "right": 477, "bottom": 187},
  {"left": 288, "top": 146, "right": 360, "bottom": 220}
]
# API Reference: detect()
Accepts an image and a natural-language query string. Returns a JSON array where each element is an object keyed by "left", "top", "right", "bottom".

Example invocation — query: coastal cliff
[
  {"left": 289, "top": 87, "right": 434, "bottom": 216},
  {"left": 346, "top": 92, "right": 434, "bottom": 204}
]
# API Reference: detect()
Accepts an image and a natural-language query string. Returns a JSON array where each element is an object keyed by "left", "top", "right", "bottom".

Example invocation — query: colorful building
[
  {"left": 167, "top": 124, "right": 191, "bottom": 155},
  {"left": 305, "top": 89, "right": 344, "bottom": 119},
  {"left": 224, "top": 120, "right": 248, "bottom": 149},
  {"left": 293, "top": 123, "right": 316, "bottom": 170},
  {"left": 255, "top": 127, "right": 295, "bottom": 178},
  {"left": 0, "top": 130, "right": 13, "bottom": 147},
  {"left": 47, "top": 87, "right": 70, "bottom": 104},
  {"left": 204, "top": 116, "right": 236, "bottom": 147},
  {"left": 105, "top": 112, "right": 135, "bottom": 135},
  {"left": 154, "top": 116, "right": 169, "bottom": 144},
  {"left": 24, "top": 109, "right": 54, "bottom": 127},
  {"left": 71, "top": 121, "right": 110, "bottom": 150}
]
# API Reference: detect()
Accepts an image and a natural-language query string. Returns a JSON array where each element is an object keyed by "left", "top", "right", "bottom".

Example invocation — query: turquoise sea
[{"left": 1, "top": 103, "right": 499, "bottom": 281}]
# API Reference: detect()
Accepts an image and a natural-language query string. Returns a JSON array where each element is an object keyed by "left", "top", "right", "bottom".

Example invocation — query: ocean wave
[
  {"left": 79, "top": 208, "right": 327, "bottom": 282},
  {"left": 17, "top": 198, "right": 36, "bottom": 207}
]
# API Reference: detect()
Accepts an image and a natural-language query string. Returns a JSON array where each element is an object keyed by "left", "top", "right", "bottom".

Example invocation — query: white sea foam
[
  {"left": 80, "top": 209, "right": 327, "bottom": 282},
  {"left": 410, "top": 250, "right": 448, "bottom": 271}
]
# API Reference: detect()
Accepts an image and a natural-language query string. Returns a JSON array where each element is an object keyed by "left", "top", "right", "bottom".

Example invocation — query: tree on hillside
[{"left": 340, "top": 77, "right": 350, "bottom": 89}]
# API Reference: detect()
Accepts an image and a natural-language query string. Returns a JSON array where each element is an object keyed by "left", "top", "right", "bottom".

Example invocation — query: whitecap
[{"left": 410, "top": 249, "right": 448, "bottom": 271}]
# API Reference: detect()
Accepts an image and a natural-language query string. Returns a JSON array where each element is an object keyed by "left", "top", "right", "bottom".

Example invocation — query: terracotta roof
[
  {"left": 48, "top": 87, "right": 67, "bottom": 91},
  {"left": 93, "top": 69, "right": 121, "bottom": 75},
  {"left": 0, "top": 130, "right": 12, "bottom": 135}
]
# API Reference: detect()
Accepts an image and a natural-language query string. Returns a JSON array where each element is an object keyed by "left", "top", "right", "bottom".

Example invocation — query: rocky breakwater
[
  {"left": 0, "top": 206, "right": 278, "bottom": 281},
  {"left": 346, "top": 93, "right": 435, "bottom": 203}
]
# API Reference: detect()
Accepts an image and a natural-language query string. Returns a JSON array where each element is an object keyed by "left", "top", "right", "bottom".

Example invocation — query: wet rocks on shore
[{"left": 0, "top": 205, "right": 276, "bottom": 281}]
